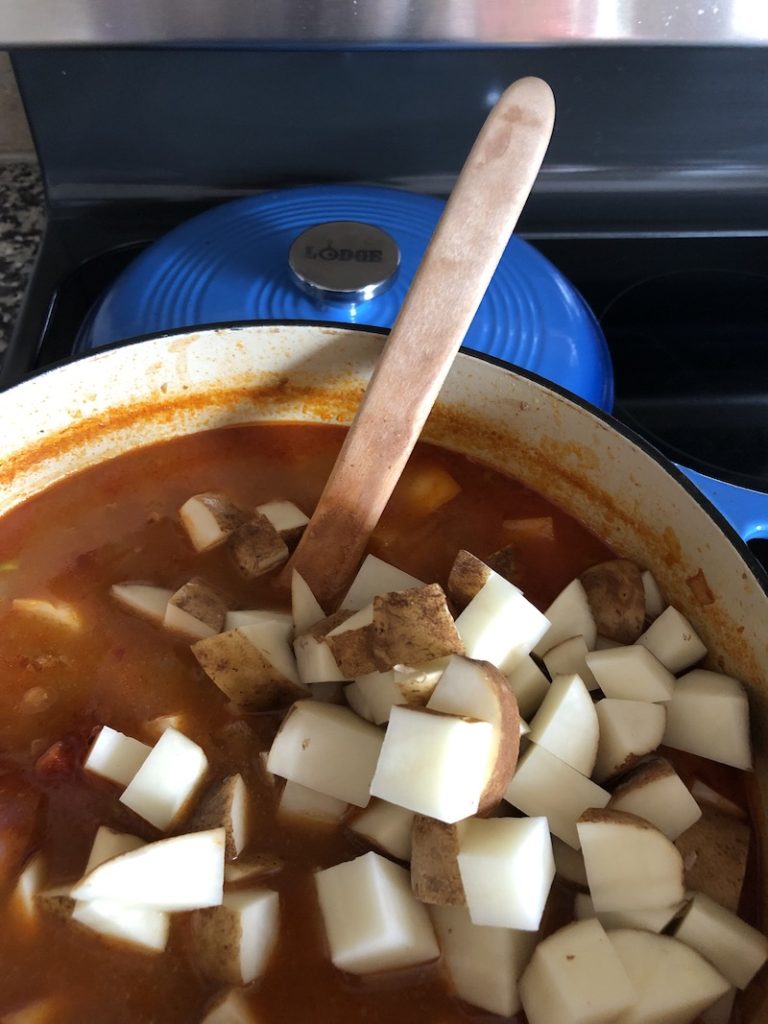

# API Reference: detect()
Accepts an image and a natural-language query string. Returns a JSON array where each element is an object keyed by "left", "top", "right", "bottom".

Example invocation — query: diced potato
[
  {"left": 485, "top": 543, "right": 521, "bottom": 586},
  {"left": 71, "top": 828, "right": 225, "bottom": 910},
  {"left": 11, "top": 598, "right": 82, "bottom": 632},
  {"left": 585, "top": 644, "right": 675, "bottom": 703},
  {"left": 593, "top": 699, "right": 666, "bottom": 783},
  {"left": 394, "top": 462, "right": 461, "bottom": 517},
  {"left": 179, "top": 492, "right": 247, "bottom": 552},
  {"left": 163, "top": 578, "right": 227, "bottom": 641},
  {"left": 574, "top": 891, "right": 684, "bottom": 934},
  {"left": 393, "top": 658, "right": 449, "bottom": 706},
  {"left": 314, "top": 851, "right": 439, "bottom": 974},
  {"left": 72, "top": 898, "right": 170, "bottom": 953},
  {"left": 504, "top": 742, "right": 610, "bottom": 849},
  {"left": 255, "top": 499, "right": 309, "bottom": 544},
  {"left": 325, "top": 604, "right": 378, "bottom": 677},
  {"left": 689, "top": 778, "right": 745, "bottom": 819},
  {"left": 192, "top": 889, "right": 279, "bottom": 985},
  {"left": 674, "top": 890, "right": 768, "bottom": 989},
  {"left": 228, "top": 514, "right": 289, "bottom": 579},
  {"left": 84, "top": 725, "right": 153, "bottom": 788},
  {"left": 110, "top": 583, "right": 173, "bottom": 625},
  {"left": 505, "top": 655, "right": 550, "bottom": 719},
  {"left": 267, "top": 701, "right": 383, "bottom": 808},
  {"left": 341, "top": 554, "right": 424, "bottom": 612},
  {"left": 292, "top": 610, "right": 350, "bottom": 685},
  {"left": 345, "top": 670, "right": 402, "bottom": 725},
  {"left": 12, "top": 852, "right": 45, "bottom": 921},
  {"left": 580, "top": 559, "right": 646, "bottom": 644},
  {"left": 36, "top": 883, "right": 75, "bottom": 920},
  {"left": 446, "top": 549, "right": 491, "bottom": 609},
  {"left": 224, "top": 855, "right": 283, "bottom": 886},
  {"left": 119, "top": 727, "right": 208, "bottom": 830},
  {"left": 577, "top": 809, "right": 685, "bottom": 913},
  {"left": 608, "top": 758, "right": 701, "bottom": 841},
  {"left": 663, "top": 669, "right": 752, "bottom": 770},
  {"left": 372, "top": 585, "right": 464, "bottom": 672},
  {"left": 348, "top": 799, "right": 415, "bottom": 862},
  {"left": 552, "top": 836, "right": 589, "bottom": 890},
  {"left": 454, "top": 569, "right": 550, "bottom": 674},
  {"left": 637, "top": 605, "right": 707, "bottom": 673},
  {"left": 277, "top": 780, "right": 348, "bottom": 825},
  {"left": 186, "top": 775, "right": 249, "bottom": 860},
  {"left": 642, "top": 570, "right": 665, "bottom": 620},
  {"left": 410, "top": 816, "right": 466, "bottom": 906},
  {"left": 291, "top": 569, "right": 325, "bottom": 634},
  {"left": 675, "top": 807, "right": 750, "bottom": 912},
  {"left": 430, "top": 903, "right": 536, "bottom": 1018},
  {"left": 193, "top": 622, "right": 307, "bottom": 709},
  {"left": 609, "top": 928, "right": 730, "bottom": 1024},
  {"left": 457, "top": 817, "right": 554, "bottom": 930},
  {"left": 543, "top": 636, "right": 599, "bottom": 691},
  {"left": 519, "top": 918, "right": 634, "bottom": 1024},
  {"left": 528, "top": 673, "right": 599, "bottom": 777},
  {"left": 224, "top": 609, "right": 293, "bottom": 638},
  {"left": 200, "top": 988, "right": 258, "bottom": 1024},
  {"left": 533, "top": 578, "right": 596, "bottom": 657},
  {"left": 142, "top": 713, "right": 189, "bottom": 741},
  {"left": 369, "top": 706, "right": 494, "bottom": 823},
  {"left": 426, "top": 655, "right": 520, "bottom": 813},
  {"left": 85, "top": 827, "right": 145, "bottom": 873}
]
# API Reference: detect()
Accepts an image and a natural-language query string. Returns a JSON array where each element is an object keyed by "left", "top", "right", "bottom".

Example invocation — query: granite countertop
[{"left": 0, "top": 161, "right": 44, "bottom": 362}]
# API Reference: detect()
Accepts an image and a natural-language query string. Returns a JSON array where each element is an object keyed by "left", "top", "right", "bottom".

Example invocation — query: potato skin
[
  {"left": 580, "top": 558, "right": 645, "bottom": 644},
  {"left": 410, "top": 816, "right": 466, "bottom": 906},
  {"left": 372, "top": 584, "right": 464, "bottom": 671}
]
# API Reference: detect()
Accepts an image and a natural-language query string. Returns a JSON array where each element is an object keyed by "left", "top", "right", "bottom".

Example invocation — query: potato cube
[
  {"left": 201, "top": 989, "right": 258, "bottom": 1024},
  {"left": 325, "top": 604, "right": 378, "bottom": 677},
  {"left": 341, "top": 554, "right": 424, "bottom": 612},
  {"left": 348, "top": 799, "right": 415, "bottom": 862},
  {"left": 164, "top": 577, "right": 227, "bottom": 641},
  {"left": 179, "top": 493, "right": 247, "bottom": 552},
  {"left": 608, "top": 758, "right": 701, "bottom": 841},
  {"left": 110, "top": 583, "right": 173, "bottom": 625},
  {"left": 228, "top": 513, "right": 289, "bottom": 579},
  {"left": 119, "top": 727, "right": 208, "bottom": 830},
  {"left": 674, "top": 890, "right": 768, "bottom": 989},
  {"left": 580, "top": 558, "right": 646, "bottom": 644},
  {"left": 314, "top": 851, "right": 439, "bottom": 974},
  {"left": 410, "top": 816, "right": 466, "bottom": 906},
  {"left": 372, "top": 584, "right": 464, "bottom": 671},
  {"left": 675, "top": 807, "right": 750, "bottom": 911},
  {"left": 585, "top": 644, "right": 676, "bottom": 702},
  {"left": 72, "top": 899, "right": 170, "bottom": 953},
  {"left": 528, "top": 672, "right": 599, "bottom": 777},
  {"left": 255, "top": 499, "right": 309, "bottom": 545},
  {"left": 663, "top": 669, "right": 752, "bottom": 770},
  {"left": 192, "top": 889, "right": 279, "bottom": 984},
  {"left": 505, "top": 655, "right": 550, "bottom": 719},
  {"left": 84, "top": 726, "right": 152, "bottom": 788},
  {"left": 533, "top": 578, "right": 596, "bottom": 656},
  {"left": 369, "top": 706, "right": 494, "bottom": 823},
  {"left": 84, "top": 827, "right": 144, "bottom": 873},
  {"left": 267, "top": 701, "right": 383, "bottom": 807},
  {"left": 278, "top": 780, "right": 348, "bottom": 825},
  {"left": 186, "top": 775, "right": 249, "bottom": 860},
  {"left": 637, "top": 605, "right": 707, "bottom": 673},
  {"left": 446, "top": 549, "right": 491, "bottom": 609}
]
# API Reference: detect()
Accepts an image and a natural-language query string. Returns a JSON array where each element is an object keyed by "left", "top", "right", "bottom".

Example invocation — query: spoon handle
[{"left": 287, "top": 77, "right": 555, "bottom": 608}]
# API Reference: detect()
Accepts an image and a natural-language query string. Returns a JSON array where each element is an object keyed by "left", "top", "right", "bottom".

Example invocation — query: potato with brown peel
[
  {"left": 164, "top": 578, "right": 228, "bottom": 641},
  {"left": 446, "top": 550, "right": 491, "bottom": 610},
  {"left": 675, "top": 806, "right": 751, "bottom": 912},
  {"left": 410, "top": 816, "right": 466, "bottom": 906},
  {"left": 228, "top": 513, "right": 289, "bottom": 579},
  {"left": 191, "top": 889, "right": 279, "bottom": 985},
  {"left": 580, "top": 558, "right": 646, "bottom": 644},
  {"left": 372, "top": 584, "right": 464, "bottom": 671},
  {"left": 325, "top": 606, "right": 378, "bottom": 677},
  {"left": 485, "top": 543, "right": 520, "bottom": 586},
  {"left": 179, "top": 493, "right": 248, "bottom": 552},
  {"left": 185, "top": 774, "right": 249, "bottom": 861}
]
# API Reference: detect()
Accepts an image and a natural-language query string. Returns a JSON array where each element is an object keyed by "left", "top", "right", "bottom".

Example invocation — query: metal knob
[{"left": 288, "top": 221, "right": 400, "bottom": 304}]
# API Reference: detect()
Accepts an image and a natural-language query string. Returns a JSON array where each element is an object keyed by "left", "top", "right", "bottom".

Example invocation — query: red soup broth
[{"left": 0, "top": 422, "right": 756, "bottom": 1023}]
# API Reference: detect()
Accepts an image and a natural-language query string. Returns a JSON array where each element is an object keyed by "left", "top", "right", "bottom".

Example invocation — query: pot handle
[{"left": 677, "top": 465, "right": 768, "bottom": 544}]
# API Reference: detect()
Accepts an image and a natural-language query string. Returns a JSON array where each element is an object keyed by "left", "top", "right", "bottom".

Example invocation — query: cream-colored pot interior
[{"left": 2, "top": 323, "right": 766, "bottom": 1012}]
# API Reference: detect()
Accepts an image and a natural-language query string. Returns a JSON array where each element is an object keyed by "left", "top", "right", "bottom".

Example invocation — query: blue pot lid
[{"left": 77, "top": 184, "right": 613, "bottom": 410}]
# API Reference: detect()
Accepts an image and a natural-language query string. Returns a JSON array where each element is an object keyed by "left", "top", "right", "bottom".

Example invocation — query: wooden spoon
[{"left": 286, "top": 77, "right": 556, "bottom": 608}]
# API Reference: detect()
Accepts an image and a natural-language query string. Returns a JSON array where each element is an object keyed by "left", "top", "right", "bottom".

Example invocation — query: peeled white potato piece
[
  {"left": 192, "top": 888, "right": 279, "bottom": 985},
  {"left": 609, "top": 927, "right": 730, "bottom": 1024},
  {"left": 504, "top": 742, "right": 610, "bottom": 849},
  {"left": 278, "top": 780, "right": 348, "bottom": 825},
  {"left": 504, "top": 655, "right": 550, "bottom": 718},
  {"left": 533, "top": 578, "right": 597, "bottom": 657},
  {"left": 291, "top": 569, "right": 325, "bottom": 634},
  {"left": 552, "top": 836, "right": 589, "bottom": 890},
  {"left": 663, "top": 669, "right": 752, "bottom": 770},
  {"left": 12, "top": 852, "right": 45, "bottom": 920},
  {"left": 179, "top": 493, "right": 246, "bottom": 552},
  {"left": 72, "top": 898, "right": 170, "bottom": 953},
  {"left": 119, "top": 726, "right": 208, "bottom": 830},
  {"left": 11, "top": 597, "right": 83, "bottom": 632},
  {"left": 294, "top": 630, "right": 346, "bottom": 685},
  {"left": 430, "top": 904, "right": 536, "bottom": 1018},
  {"left": 341, "top": 554, "right": 424, "bottom": 612},
  {"left": 457, "top": 817, "right": 554, "bottom": 930},
  {"left": 593, "top": 699, "right": 666, "bottom": 783},
  {"left": 201, "top": 988, "right": 258, "bottom": 1024},
  {"left": 84, "top": 725, "right": 152, "bottom": 788},
  {"left": 71, "top": 828, "right": 225, "bottom": 910},
  {"left": 348, "top": 799, "right": 415, "bottom": 862},
  {"left": 585, "top": 644, "right": 676, "bottom": 702},
  {"left": 637, "top": 605, "right": 707, "bottom": 673},
  {"left": 110, "top": 583, "right": 173, "bottom": 625},
  {"left": 426, "top": 654, "right": 520, "bottom": 812},
  {"left": 255, "top": 499, "right": 309, "bottom": 543},
  {"left": 84, "top": 827, "right": 144, "bottom": 873},
  {"left": 193, "top": 622, "right": 306, "bottom": 709},
  {"left": 186, "top": 775, "right": 249, "bottom": 860},
  {"left": 224, "top": 609, "right": 293, "bottom": 638},
  {"left": 519, "top": 918, "right": 635, "bottom": 1024},
  {"left": 392, "top": 658, "right": 449, "bottom": 706},
  {"left": 347, "top": 668, "right": 402, "bottom": 725},
  {"left": 674, "top": 890, "right": 768, "bottom": 989},
  {"left": 574, "top": 891, "right": 684, "bottom": 934},
  {"left": 608, "top": 758, "right": 701, "bottom": 841},
  {"left": 543, "top": 636, "right": 599, "bottom": 691},
  {"left": 315, "top": 851, "right": 439, "bottom": 974},
  {"left": 267, "top": 700, "right": 383, "bottom": 807},
  {"left": 642, "top": 570, "right": 665, "bottom": 620},
  {"left": 528, "top": 673, "right": 599, "bottom": 777},
  {"left": 369, "top": 705, "right": 494, "bottom": 823},
  {"left": 142, "top": 712, "right": 188, "bottom": 741},
  {"left": 577, "top": 809, "right": 685, "bottom": 912},
  {"left": 454, "top": 570, "right": 550, "bottom": 674}
]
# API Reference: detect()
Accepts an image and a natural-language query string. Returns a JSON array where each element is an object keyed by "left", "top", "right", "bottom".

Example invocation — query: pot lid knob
[{"left": 288, "top": 221, "right": 400, "bottom": 304}]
